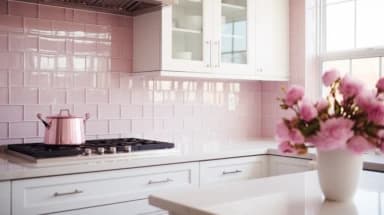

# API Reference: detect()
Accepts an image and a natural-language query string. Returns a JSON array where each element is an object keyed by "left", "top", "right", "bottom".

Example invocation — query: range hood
[{"left": 14, "top": 0, "right": 173, "bottom": 16}]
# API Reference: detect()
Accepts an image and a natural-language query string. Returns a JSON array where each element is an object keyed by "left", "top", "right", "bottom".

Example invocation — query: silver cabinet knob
[
  {"left": 97, "top": 147, "right": 105, "bottom": 155},
  {"left": 84, "top": 148, "right": 92, "bottom": 156},
  {"left": 123, "top": 145, "right": 132, "bottom": 152},
  {"left": 109, "top": 146, "right": 117, "bottom": 154}
]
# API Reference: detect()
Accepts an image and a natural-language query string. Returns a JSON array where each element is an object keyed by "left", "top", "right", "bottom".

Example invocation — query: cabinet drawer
[
  {"left": 13, "top": 162, "right": 198, "bottom": 215},
  {"left": 199, "top": 156, "right": 267, "bottom": 185},
  {"left": 51, "top": 199, "right": 166, "bottom": 215}
]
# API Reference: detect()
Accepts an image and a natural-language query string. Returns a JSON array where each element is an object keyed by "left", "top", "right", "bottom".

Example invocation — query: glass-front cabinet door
[
  {"left": 213, "top": 0, "right": 255, "bottom": 75},
  {"left": 162, "top": 0, "right": 212, "bottom": 73}
]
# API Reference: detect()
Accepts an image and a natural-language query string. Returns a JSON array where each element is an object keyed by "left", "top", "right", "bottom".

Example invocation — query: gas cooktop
[{"left": 6, "top": 138, "right": 176, "bottom": 164}]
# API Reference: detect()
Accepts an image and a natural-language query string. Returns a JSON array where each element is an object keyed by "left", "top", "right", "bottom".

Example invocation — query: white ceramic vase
[{"left": 317, "top": 149, "right": 363, "bottom": 202}]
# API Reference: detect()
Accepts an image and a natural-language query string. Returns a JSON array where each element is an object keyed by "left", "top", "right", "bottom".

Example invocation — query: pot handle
[
  {"left": 59, "top": 109, "right": 71, "bottom": 116},
  {"left": 36, "top": 113, "right": 50, "bottom": 128},
  {"left": 84, "top": 113, "right": 90, "bottom": 122}
]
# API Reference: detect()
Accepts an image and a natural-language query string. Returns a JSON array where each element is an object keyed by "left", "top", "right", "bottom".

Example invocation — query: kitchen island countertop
[{"left": 149, "top": 170, "right": 384, "bottom": 215}]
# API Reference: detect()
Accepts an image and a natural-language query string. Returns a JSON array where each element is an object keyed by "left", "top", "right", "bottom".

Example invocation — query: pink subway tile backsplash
[
  {"left": 24, "top": 105, "right": 51, "bottom": 121},
  {"left": 8, "top": 1, "right": 38, "bottom": 18},
  {"left": 0, "top": 123, "right": 8, "bottom": 138},
  {"left": 0, "top": 88, "right": 8, "bottom": 104},
  {"left": 74, "top": 10, "right": 97, "bottom": 24},
  {"left": 10, "top": 87, "right": 38, "bottom": 104},
  {"left": 39, "top": 88, "right": 66, "bottom": 104},
  {"left": 86, "top": 120, "right": 109, "bottom": 135},
  {"left": 0, "top": 1, "right": 263, "bottom": 144},
  {"left": 86, "top": 88, "right": 109, "bottom": 104},
  {"left": 0, "top": 15, "right": 23, "bottom": 32},
  {"left": 9, "top": 121, "right": 38, "bottom": 138},
  {"left": 110, "top": 119, "right": 131, "bottom": 134},
  {"left": 39, "top": 5, "right": 66, "bottom": 21},
  {"left": 98, "top": 104, "right": 120, "bottom": 119}
]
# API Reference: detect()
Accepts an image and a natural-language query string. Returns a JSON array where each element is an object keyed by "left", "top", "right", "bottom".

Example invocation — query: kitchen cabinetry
[
  {"left": 133, "top": 0, "right": 256, "bottom": 79},
  {"left": 12, "top": 162, "right": 198, "bottom": 215},
  {"left": 268, "top": 156, "right": 315, "bottom": 176},
  {"left": 199, "top": 156, "right": 267, "bottom": 185},
  {"left": 0, "top": 181, "right": 11, "bottom": 215},
  {"left": 254, "top": 0, "right": 289, "bottom": 80}
]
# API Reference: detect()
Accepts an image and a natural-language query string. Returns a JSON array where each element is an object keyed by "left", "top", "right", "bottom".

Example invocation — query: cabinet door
[
  {"left": 162, "top": 0, "right": 212, "bottom": 73},
  {"left": 0, "top": 181, "right": 11, "bottom": 215},
  {"left": 51, "top": 199, "right": 166, "bottom": 215},
  {"left": 254, "top": 0, "right": 289, "bottom": 80},
  {"left": 199, "top": 156, "right": 267, "bottom": 185},
  {"left": 212, "top": 0, "right": 255, "bottom": 75},
  {"left": 269, "top": 156, "right": 314, "bottom": 176}
]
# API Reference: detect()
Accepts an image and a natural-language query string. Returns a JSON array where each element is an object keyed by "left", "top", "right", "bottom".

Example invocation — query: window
[{"left": 321, "top": 0, "right": 384, "bottom": 94}]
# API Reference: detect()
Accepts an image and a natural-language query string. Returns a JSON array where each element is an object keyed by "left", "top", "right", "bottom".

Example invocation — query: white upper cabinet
[
  {"left": 254, "top": 0, "right": 289, "bottom": 80},
  {"left": 133, "top": 0, "right": 288, "bottom": 80}
]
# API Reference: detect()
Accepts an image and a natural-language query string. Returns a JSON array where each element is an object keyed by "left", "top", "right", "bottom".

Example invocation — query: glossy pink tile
[
  {"left": 110, "top": 88, "right": 130, "bottom": 104},
  {"left": 85, "top": 120, "right": 109, "bottom": 135},
  {"left": 10, "top": 87, "right": 38, "bottom": 104},
  {"left": 24, "top": 53, "right": 39, "bottom": 71},
  {"left": 132, "top": 119, "right": 152, "bottom": 132},
  {"left": 74, "top": 39, "right": 97, "bottom": 55},
  {"left": 24, "top": 72, "right": 51, "bottom": 87},
  {"left": 73, "top": 72, "right": 96, "bottom": 88},
  {"left": 97, "top": 72, "right": 120, "bottom": 88},
  {"left": 121, "top": 104, "right": 142, "bottom": 119},
  {"left": 9, "top": 1, "right": 38, "bottom": 18},
  {"left": 24, "top": 17, "right": 52, "bottom": 36},
  {"left": 98, "top": 104, "right": 120, "bottom": 119},
  {"left": 9, "top": 70, "right": 23, "bottom": 87},
  {"left": 0, "top": 33, "right": 7, "bottom": 51},
  {"left": 0, "top": 105, "right": 23, "bottom": 122},
  {"left": 0, "top": 123, "right": 8, "bottom": 138},
  {"left": 74, "top": 104, "right": 97, "bottom": 118},
  {"left": 0, "top": 52, "right": 23, "bottom": 70},
  {"left": 0, "top": 72, "right": 8, "bottom": 87},
  {"left": 39, "top": 54, "right": 56, "bottom": 71},
  {"left": 154, "top": 104, "right": 173, "bottom": 118},
  {"left": 0, "top": 88, "right": 8, "bottom": 104},
  {"left": 110, "top": 120, "right": 131, "bottom": 134},
  {"left": 24, "top": 105, "right": 51, "bottom": 121},
  {"left": 39, "top": 5, "right": 66, "bottom": 21},
  {"left": 0, "top": 15, "right": 23, "bottom": 33},
  {"left": 72, "top": 55, "right": 87, "bottom": 72},
  {"left": 0, "top": 1, "right": 7, "bottom": 15},
  {"left": 39, "top": 36, "right": 66, "bottom": 53},
  {"left": 52, "top": 72, "right": 74, "bottom": 88},
  {"left": 39, "top": 88, "right": 66, "bottom": 104},
  {"left": 97, "top": 13, "right": 120, "bottom": 26},
  {"left": 67, "top": 88, "right": 85, "bottom": 104},
  {"left": 111, "top": 59, "right": 132, "bottom": 72},
  {"left": 9, "top": 122, "right": 38, "bottom": 138},
  {"left": 86, "top": 88, "right": 109, "bottom": 104},
  {"left": 74, "top": 10, "right": 97, "bottom": 24},
  {"left": 51, "top": 104, "right": 73, "bottom": 114}
]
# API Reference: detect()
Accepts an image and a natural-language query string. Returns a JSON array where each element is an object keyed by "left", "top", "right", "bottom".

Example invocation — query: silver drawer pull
[
  {"left": 222, "top": 170, "right": 242, "bottom": 175},
  {"left": 53, "top": 189, "right": 83, "bottom": 197},
  {"left": 148, "top": 178, "right": 173, "bottom": 185}
]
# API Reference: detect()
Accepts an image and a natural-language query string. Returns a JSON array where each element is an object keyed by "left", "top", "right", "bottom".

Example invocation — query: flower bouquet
[{"left": 275, "top": 69, "right": 384, "bottom": 201}]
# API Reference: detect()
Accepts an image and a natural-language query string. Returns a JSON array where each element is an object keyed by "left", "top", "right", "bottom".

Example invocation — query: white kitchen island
[{"left": 149, "top": 171, "right": 384, "bottom": 215}]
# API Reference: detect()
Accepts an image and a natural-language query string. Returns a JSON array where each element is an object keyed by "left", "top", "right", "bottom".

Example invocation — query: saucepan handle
[
  {"left": 59, "top": 109, "right": 71, "bottom": 116},
  {"left": 84, "top": 113, "right": 90, "bottom": 122},
  {"left": 36, "top": 113, "right": 50, "bottom": 128}
]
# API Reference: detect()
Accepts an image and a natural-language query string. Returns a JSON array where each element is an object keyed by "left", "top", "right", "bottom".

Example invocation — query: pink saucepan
[{"left": 37, "top": 109, "right": 90, "bottom": 145}]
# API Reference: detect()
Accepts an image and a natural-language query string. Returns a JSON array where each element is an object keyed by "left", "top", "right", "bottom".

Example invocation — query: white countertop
[
  {"left": 0, "top": 139, "right": 382, "bottom": 181},
  {"left": 149, "top": 171, "right": 384, "bottom": 215}
]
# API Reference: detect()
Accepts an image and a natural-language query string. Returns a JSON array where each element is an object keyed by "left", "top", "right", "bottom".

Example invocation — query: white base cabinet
[
  {"left": 0, "top": 181, "right": 11, "bottom": 215},
  {"left": 268, "top": 156, "right": 314, "bottom": 176},
  {"left": 199, "top": 156, "right": 267, "bottom": 185},
  {"left": 12, "top": 163, "right": 198, "bottom": 215}
]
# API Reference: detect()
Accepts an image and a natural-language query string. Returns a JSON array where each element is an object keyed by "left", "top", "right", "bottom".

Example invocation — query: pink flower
[
  {"left": 339, "top": 75, "right": 364, "bottom": 99},
  {"left": 381, "top": 142, "right": 384, "bottom": 153},
  {"left": 284, "top": 85, "right": 304, "bottom": 106},
  {"left": 299, "top": 99, "right": 318, "bottom": 122},
  {"left": 278, "top": 141, "right": 296, "bottom": 154},
  {"left": 355, "top": 90, "right": 376, "bottom": 111},
  {"left": 275, "top": 120, "right": 305, "bottom": 143},
  {"left": 322, "top": 69, "right": 340, "bottom": 86},
  {"left": 367, "top": 102, "right": 384, "bottom": 125},
  {"left": 310, "top": 118, "right": 354, "bottom": 151},
  {"left": 376, "top": 77, "right": 384, "bottom": 92},
  {"left": 315, "top": 98, "right": 329, "bottom": 112},
  {"left": 347, "top": 136, "right": 374, "bottom": 154}
]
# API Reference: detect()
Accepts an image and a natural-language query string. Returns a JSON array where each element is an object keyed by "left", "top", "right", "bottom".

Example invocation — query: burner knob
[
  {"left": 97, "top": 147, "right": 105, "bottom": 155},
  {"left": 109, "top": 146, "right": 117, "bottom": 154},
  {"left": 84, "top": 148, "right": 92, "bottom": 156},
  {"left": 123, "top": 145, "right": 132, "bottom": 152}
]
